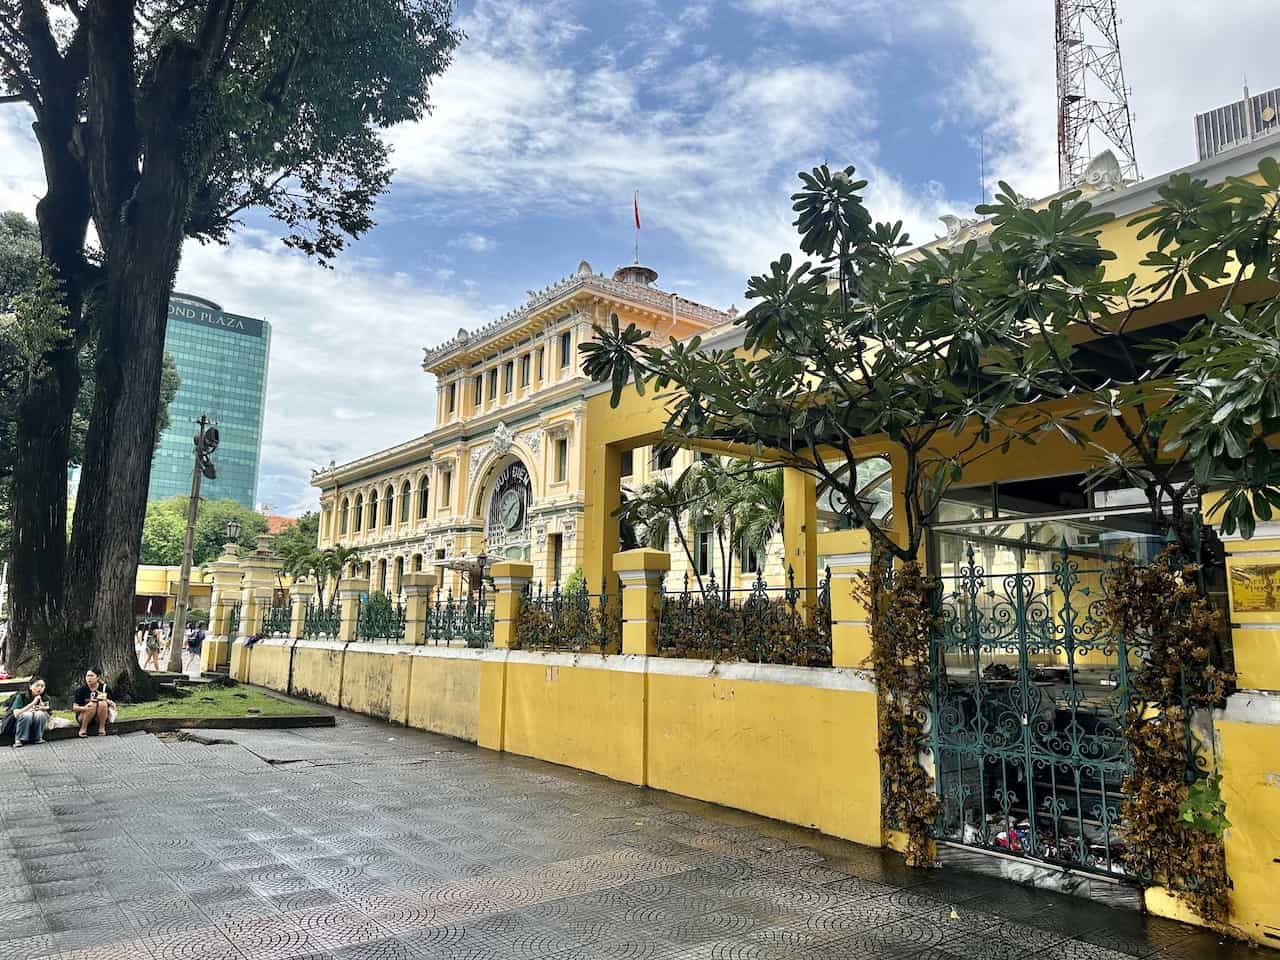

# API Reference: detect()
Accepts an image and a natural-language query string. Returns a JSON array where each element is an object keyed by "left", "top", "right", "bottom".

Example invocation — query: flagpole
[{"left": 634, "top": 190, "right": 640, "bottom": 263}]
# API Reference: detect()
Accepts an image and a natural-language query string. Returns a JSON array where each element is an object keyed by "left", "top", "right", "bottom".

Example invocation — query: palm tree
[
  {"left": 732, "top": 466, "right": 785, "bottom": 566},
  {"left": 616, "top": 471, "right": 706, "bottom": 594}
]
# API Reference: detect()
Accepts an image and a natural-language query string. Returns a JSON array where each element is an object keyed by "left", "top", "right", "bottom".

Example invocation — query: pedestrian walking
[{"left": 142, "top": 622, "right": 162, "bottom": 671}]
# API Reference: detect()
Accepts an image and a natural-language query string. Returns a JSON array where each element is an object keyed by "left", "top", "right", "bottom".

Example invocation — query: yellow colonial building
[
  {"left": 233, "top": 139, "right": 1280, "bottom": 949},
  {"left": 311, "top": 260, "right": 735, "bottom": 596}
]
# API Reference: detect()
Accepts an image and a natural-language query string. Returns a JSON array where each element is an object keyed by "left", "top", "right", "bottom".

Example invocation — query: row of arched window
[
  {"left": 340, "top": 554, "right": 428, "bottom": 594},
  {"left": 337, "top": 478, "right": 430, "bottom": 536}
]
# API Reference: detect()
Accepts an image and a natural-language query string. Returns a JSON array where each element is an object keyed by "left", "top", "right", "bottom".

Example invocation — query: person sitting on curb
[
  {"left": 8, "top": 677, "right": 51, "bottom": 747},
  {"left": 72, "top": 669, "right": 115, "bottom": 738}
]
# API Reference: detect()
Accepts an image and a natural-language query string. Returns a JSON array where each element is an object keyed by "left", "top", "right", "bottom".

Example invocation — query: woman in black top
[{"left": 73, "top": 669, "right": 115, "bottom": 737}]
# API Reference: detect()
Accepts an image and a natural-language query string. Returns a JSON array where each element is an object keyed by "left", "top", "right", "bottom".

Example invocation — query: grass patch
[{"left": 54, "top": 684, "right": 316, "bottom": 722}]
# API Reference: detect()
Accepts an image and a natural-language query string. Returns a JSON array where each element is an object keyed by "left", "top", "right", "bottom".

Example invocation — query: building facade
[
  {"left": 1195, "top": 82, "right": 1280, "bottom": 160},
  {"left": 312, "top": 261, "right": 730, "bottom": 597},
  {"left": 149, "top": 293, "right": 272, "bottom": 509}
]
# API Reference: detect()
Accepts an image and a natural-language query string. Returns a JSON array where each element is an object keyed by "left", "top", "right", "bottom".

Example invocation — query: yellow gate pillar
[
  {"left": 490, "top": 561, "right": 533, "bottom": 649},
  {"left": 401, "top": 571, "right": 438, "bottom": 645},
  {"left": 614, "top": 549, "right": 669, "bottom": 655},
  {"left": 816, "top": 528, "right": 874, "bottom": 668},
  {"left": 1203, "top": 514, "right": 1280, "bottom": 946},
  {"left": 289, "top": 579, "right": 312, "bottom": 640},
  {"left": 583, "top": 444, "right": 622, "bottom": 590},
  {"left": 238, "top": 534, "right": 283, "bottom": 639},
  {"left": 338, "top": 577, "right": 368, "bottom": 643},
  {"left": 202, "top": 543, "right": 242, "bottom": 671},
  {"left": 783, "top": 469, "right": 818, "bottom": 607}
]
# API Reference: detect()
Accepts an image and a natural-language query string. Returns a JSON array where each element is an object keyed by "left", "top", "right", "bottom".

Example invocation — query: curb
[{"left": 38, "top": 713, "right": 336, "bottom": 741}]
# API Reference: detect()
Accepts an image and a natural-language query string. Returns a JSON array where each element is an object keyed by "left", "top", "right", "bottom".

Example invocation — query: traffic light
[{"left": 196, "top": 424, "right": 219, "bottom": 480}]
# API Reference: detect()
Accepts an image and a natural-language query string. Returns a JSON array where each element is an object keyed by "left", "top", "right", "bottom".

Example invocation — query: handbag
[{"left": 0, "top": 695, "right": 15, "bottom": 747}]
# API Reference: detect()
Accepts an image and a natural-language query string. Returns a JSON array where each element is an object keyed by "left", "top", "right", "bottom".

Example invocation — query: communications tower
[{"left": 1055, "top": 0, "right": 1139, "bottom": 189}]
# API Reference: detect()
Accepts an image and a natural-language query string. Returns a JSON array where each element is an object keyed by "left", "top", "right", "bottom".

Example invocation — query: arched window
[
  {"left": 369, "top": 492, "right": 378, "bottom": 528},
  {"left": 353, "top": 494, "right": 363, "bottom": 532},
  {"left": 412, "top": 553, "right": 423, "bottom": 572},
  {"left": 340, "top": 498, "right": 349, "bottom": 535},
  {"left": 418, "top": 478, "right": 429, "bottom": 519},
  {"left": 376, "top": 558, "right": 386, "bottom": 592},
  {"left": 394, "top": 557, "right": 404, "bottom": 594},
  {"left": 400, "top": 480, "right": 411, "bottom": 523},
  {"left": 383, "top": 486, "right": 393, "bottom": 527}
]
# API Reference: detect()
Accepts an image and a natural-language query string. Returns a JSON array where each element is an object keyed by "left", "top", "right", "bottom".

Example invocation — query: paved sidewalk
[{"left": 0, "top": 709, "right": 1259, "bottom": 960}]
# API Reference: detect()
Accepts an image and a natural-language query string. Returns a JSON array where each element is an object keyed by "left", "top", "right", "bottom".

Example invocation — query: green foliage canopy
[{"left": 139, "top": 496, "right": 267, "bottom": 567}]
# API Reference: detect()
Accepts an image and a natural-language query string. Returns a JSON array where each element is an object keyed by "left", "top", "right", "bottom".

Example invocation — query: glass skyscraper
[{"left": 148, "top": 293, "right": 271, "bottom": 509}]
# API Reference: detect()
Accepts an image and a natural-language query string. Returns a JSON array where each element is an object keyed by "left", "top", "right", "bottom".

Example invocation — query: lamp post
[{"left": 226, "top": 518, "right": 241, "bottom": 542}]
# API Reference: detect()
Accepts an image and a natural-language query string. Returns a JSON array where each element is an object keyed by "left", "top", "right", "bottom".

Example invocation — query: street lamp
[{"left": 226, "top": 518, "right": 241, "bottom": 541}]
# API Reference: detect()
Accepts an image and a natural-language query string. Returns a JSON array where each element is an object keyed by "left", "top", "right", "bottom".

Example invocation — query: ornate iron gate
[{"left": 930, "top": 539, "right": 1139, "bottom": 876}]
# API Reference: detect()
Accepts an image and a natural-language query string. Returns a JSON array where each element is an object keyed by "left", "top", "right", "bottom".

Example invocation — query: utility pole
[{"left": 166, "top": 415, "right": 219, "bottom": 674}]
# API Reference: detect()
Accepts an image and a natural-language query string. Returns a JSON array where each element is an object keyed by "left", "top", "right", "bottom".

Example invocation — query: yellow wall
[
  {"left": 290, "top": 642, "right": 346, "bottom": 706},
  {"left": 407, "top": 650, "right": 481, "bottom": 742},
  {"left": 340, "top": 644, "right": 413, "bottom": 724},
  {"left": 246, "top": 638, "right": 293, "bottom": 691},
  {"left": 646, "top": 661, "right": 881, "bottom": 846},
  {"left": 500, "top": 652, "right": 648, "bottom": 785},
  {"left": 1218, "top": 713, "right": 1280, "bottom": 947}
]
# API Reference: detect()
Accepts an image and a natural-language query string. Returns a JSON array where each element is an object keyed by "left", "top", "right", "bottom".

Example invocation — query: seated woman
[
  {"left": 72, "top": 669, "right": 115, "bottom": 738},
  {"left": 9, "top": 677, "right": 51, "bottom": 747}
]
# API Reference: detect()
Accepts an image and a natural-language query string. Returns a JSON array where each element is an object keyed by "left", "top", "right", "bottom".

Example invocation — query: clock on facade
[{"left": 499, "top": 489, "right": 523, "bottom": 530}]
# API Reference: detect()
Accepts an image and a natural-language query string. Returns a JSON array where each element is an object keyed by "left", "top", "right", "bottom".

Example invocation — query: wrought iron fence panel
[
  {"left": 655, "top": 566, "right": 832, "bottom": 666},
  {"left": 261, "top": 603, "right": 293, "bottom": 638},
  {"left": 425, "top": 589, "right": 494, "bottom": 648},
  {"left": 228, "top": 603, "right": 241, "bottom": 638},
  {"left": 515, "top": 579, "right": 622, "bottom": 653},
  {"left": 303, "top": 600, "right": 341, "bottom": 639},
  {"left": 356, "top": 597, "right": 406, "bottom": 642},
  {"left": 929, "top": 541, "right": 1209, "bottom": 879}
]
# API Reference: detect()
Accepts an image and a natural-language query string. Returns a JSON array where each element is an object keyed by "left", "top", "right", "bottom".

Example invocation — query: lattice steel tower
[{"left": 1055, "top": 0, "right": 1139, "bottom": 189}]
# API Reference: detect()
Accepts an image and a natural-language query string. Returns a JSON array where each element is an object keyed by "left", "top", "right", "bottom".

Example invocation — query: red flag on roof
[{"left": 634, "top": 191, "right": 640, "bottom": 230}]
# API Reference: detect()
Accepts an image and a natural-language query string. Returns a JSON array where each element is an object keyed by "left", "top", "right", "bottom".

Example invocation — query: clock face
[{"left": 499, "top": 489, "right": 523, "bottom": 530}]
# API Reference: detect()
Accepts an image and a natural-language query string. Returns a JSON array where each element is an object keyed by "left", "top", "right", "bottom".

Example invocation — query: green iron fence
[
  {"left": 425, "top": 588, "right": 494, "bottom": 647},
  {"left": 303, "top": 599, "right": 341, "bottom": 639},
  {"left": 516, "top": 579, "right": 622, "bottom": 654},
  {"left": 228, "top": 602, "right": 241, "bottom": 638},
  {"left": 356, "top": 596, "right": 406, "bottom": 642},
  {"left": 929, "top": 540, "right": 1212, "bottom": 878},
  {"left": 655, "top": 566, "right": 832, "bottom": 666},
  {"left": 260, "top": 602, "right": 292, "bottom": 637}
]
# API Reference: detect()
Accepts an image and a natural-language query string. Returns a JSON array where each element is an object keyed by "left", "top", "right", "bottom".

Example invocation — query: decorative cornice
[{"left": 421, "top": 269, "right": 731, "bottom": 371}]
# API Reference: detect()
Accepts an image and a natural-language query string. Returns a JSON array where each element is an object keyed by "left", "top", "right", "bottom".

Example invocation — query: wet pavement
[{"left": 0, "top": 708, "right": 1261, "bottom": 960}]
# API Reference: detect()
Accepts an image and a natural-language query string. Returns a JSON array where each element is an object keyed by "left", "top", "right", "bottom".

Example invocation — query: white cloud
[
  {"left": 450, "top": 232, "right": 497, "bottom": 253},
  {"left": 175, "top": 232, "right": 488, "bottom": 515},
  {"left": 944, "top": 0, "right": 1280, "bottom": 200},
  {"left": 0, "top": 110, "right": 46, "bottom": 218}
]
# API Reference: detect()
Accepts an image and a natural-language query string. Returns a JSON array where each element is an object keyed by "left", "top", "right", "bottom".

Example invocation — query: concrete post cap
[
  {"left": 338, "top": 577, "right": 370, "bottom": 596},
  {"left": 400, "top": 572, "right": 438, "bottom": 591},
  {"left": 612, "top": 548, "right": 671, "bottom": 573},
  {"left": 489, "top": 561, "right": 534, "bottom": 580}
]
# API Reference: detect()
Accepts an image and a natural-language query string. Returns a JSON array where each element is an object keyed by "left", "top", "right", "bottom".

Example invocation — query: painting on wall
[{"left": 1229, "top": 561, "right": 1280, "bottom": 613}]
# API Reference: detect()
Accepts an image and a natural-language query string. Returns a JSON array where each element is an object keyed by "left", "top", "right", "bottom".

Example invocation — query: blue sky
[{"left": 2, "top": 0, "right": 1276, "bottom": 514}]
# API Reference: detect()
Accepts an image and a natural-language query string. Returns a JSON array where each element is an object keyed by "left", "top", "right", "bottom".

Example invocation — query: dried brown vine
[
  {"left": 1105, "top": 547, "right": 1232, "bottom": 923},
  {"left": 855, "top": 550, "right": 940, "bottom": 867}
]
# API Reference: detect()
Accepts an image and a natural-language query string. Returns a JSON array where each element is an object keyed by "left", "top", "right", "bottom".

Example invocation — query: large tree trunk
[
  {"left": 62, "top": 5, "right": 207, "bottom": 699},
  {"left": 6, "top": 53, "right": 92, "bottom": 691},
  {"left": 6, "top": 347, "right": 79, "bottom": 680},
  {"left": 65, "top": 260, "right": 177, "bottom": 698}
]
